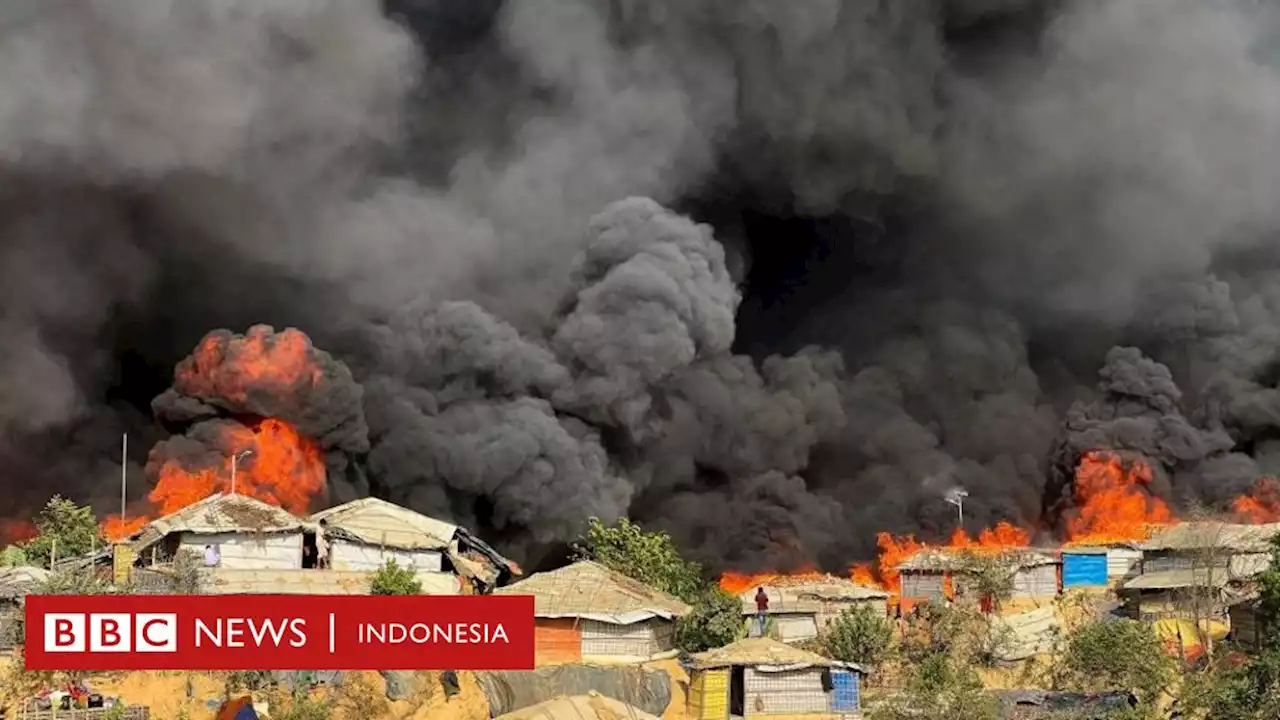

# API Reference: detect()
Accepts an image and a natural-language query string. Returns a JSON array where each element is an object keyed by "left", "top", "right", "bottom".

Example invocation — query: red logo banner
[{"left": 25, "top": 594, "right": 535, "bottom": 671}]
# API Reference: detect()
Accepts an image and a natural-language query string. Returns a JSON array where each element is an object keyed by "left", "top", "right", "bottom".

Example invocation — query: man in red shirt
[{"left": 754, "top": 587, "right": 769, "bottom": 636}]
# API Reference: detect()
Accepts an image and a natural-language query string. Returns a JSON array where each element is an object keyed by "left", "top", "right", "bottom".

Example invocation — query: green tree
[
  {"left": 574, "top": 517, "right": 742, "bottom": 652},
  {"left": 1179, "top": 533, "right": 1280, "bottom": 718},
  {"left": 22, "top": 496, "right": 102, "bottom": 568},
  {"left": 573, "top": 518, "right": 704, "bottom": 600},
  {"left": 370, "top": 559, "right": 421, "bottom": 595},
  {"left": 821, "top": 605, "right": 894, "bottom": 667},
  {"left": 1058, "top": 617, "right": 1174, "bottom": 716},
  {"left": 869, "top": 651, "right": 999, "bottom": 720}
]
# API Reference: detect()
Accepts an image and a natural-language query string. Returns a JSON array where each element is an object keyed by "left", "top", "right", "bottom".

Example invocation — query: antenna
[{"left": 945, "top": 488, "right": 968, "bottom": 530}]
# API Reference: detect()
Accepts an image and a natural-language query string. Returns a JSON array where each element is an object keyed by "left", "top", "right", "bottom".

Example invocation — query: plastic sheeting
[
  {"left": 1152, "top": 618, "right": 1229, "bottom": 662},
  {"left": 496, "top": 694, "right": 660, "bottom": 720},
  {"left": 477, "top": 664, "right": 671, "bottom": 717}
]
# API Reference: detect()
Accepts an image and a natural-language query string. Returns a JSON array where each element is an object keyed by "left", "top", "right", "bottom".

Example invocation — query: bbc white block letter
[
  {"left": 135, "top": 614, "right": 177, "bottom": 652},
  {"left": 90, "top": 614, "right": 132, "bottom": 652},
  {"left": 45, "top": 614, "right": 85, "bottom": 652}
]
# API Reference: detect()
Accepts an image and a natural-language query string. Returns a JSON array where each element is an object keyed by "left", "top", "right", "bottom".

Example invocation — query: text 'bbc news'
[{"left": 25, "top": 594, "right": 534, "bottom": 671}]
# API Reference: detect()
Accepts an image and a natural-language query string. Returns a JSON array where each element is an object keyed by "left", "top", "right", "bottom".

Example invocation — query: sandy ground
[{"left": 1, "top": 591, "right": 1115, "bottom": 720}]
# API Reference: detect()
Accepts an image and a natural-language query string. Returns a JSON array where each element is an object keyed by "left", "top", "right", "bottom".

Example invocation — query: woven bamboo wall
[
  {"left": 579, "top": 618, "right": 671, "bottom": 658},
  {"left": 744, "top": 667, "right": 828, "bottom": 716}
]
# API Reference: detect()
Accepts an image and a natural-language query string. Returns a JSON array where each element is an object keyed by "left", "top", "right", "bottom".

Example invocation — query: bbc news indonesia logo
[{"left": 25, "top": 594, "right": 534, "bottom": 671}]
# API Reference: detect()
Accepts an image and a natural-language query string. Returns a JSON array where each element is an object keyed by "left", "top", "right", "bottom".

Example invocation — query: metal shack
[
  {"left": 1122, "top": 521, "right": 1280, "bottom": 621},
  {"left": 493, "top": 560, "right": 691, "bottom": 665},
  {"left": 686, "top": 636, "right": 867, "bottom": 719},
  {"left": 740, "top": 577, "right": 890, "bottom": 643},
  {"left": 1060, "top": 544, "right": 1142, "bottom": 588},
  {"left": 310, "top": 496, "right": 518, "bottom": 593},
  {"left": 898, "top": 549, "right": 1060, "bottom": 613}
]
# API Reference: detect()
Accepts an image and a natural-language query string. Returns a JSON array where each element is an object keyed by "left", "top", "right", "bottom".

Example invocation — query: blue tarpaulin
[
  {"left": 1062, "top": 552, "right": 1107, "bottom": 587},
  {"left": 830, "top": 670, "right": 859, "bottom": 711}
]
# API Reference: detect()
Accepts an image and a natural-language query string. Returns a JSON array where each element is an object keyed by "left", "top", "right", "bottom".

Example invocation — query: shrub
[
  {"left": 23, "top": 496, "right": 102, "bottom": 568},
  {"left": 676, "top": 586, "right": 746, "bottom": 653},
  {"left": 1058, "top": 617, "right": 1174, "bottom": 713},
  {"left": 575, "top": 517, "right": 742, "bottom": 653},
  {"left": 821, "top": 605, "right": 894, "bottom": 667},
  {"left": 370, "top": 559, "right": 421, "bottom": 595}
]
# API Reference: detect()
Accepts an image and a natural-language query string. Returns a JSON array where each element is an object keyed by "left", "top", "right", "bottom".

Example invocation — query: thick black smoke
[{"left": 6, "top": 0, "right": 1280, "bottom": 572}]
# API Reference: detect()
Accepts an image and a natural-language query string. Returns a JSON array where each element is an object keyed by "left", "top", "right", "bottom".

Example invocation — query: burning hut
[
  {"left": 739, "top": 576, "right": 889, "bottom": 643},
  {"left": 310, "top": 496, "right": 518, "bottom": 593},
  {"left": 685, "top": 637, "right": 867, "bottom": 719},
  {"left": 493, "top": 560, "right": 691, "bottom": 665},
  {"left": 897, "top": 548, "right": 1060, "bottom": 614}
]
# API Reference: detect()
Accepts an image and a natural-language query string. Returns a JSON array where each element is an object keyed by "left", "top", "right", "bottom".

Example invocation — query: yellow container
[
  {"left": 688, "top": 668, "right": 729, "bottom": 720},
  {"left": 112, "top": 543, "right": 136, "bottom": 584}
]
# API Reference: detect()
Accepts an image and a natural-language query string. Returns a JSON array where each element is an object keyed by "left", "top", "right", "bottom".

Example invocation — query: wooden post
[{"left": 50, "top": 538, "right": 57, "bottom": 569}]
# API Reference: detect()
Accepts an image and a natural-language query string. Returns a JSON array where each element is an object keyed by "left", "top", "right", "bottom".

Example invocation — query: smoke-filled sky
[{"left": 5, "top": 0, "right": 1280, "bottom": 571}]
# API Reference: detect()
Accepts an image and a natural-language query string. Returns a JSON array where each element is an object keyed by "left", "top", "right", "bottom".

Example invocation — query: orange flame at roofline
[
  {"left": 720, "top": 450, "right": 1280, "bottom": 598},
  {"left": 98, "top": 327, "right": 331, "bottom": 543},
  {"left": 1065, "top": 450, "right": 1173, "bottom": 546},
  {"left": 1233, "top": 477, "right": 1280, "bottom": 524},
  {"left": 102, "top": 418, "right": 324, "bottom": 541}
]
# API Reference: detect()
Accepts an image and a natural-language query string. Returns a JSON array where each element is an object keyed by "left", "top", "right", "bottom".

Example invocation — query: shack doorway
[
  {"left": 729, "top": 665, "right": 745, "bottom": 717},
  {"left": 302, "top": 532, "right": 319, "bottom": 569}
]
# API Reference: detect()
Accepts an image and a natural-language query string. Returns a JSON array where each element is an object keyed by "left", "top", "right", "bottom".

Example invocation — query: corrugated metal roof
[
  {"left": 1122, "top": 568, "right": 1229, "bottom": 590},
  {"left": 0, "top": 566, "right": 50, "bottom": 598},
  {"left": 493, "top": 560, "right": 690, "bottom": 621},
  {"left": 898, "top": 548, "right": 1059, "bottom": 572},
  {"left": 310, "top": 497, "right": 458, "bottom": 550},
  {"left": 1140, "top": 522, "right": 1280, "bottom": 552},
  {"left": 129, "top": 493, "right": 309, "bottom": 553},
  {"left": 198, "top": 568, "right": 460, "bottom": 595},
  {"left": 687, "top": 636, "right": 865, "bottom": 672}
]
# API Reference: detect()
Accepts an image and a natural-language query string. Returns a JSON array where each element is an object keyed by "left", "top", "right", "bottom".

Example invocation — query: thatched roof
[
  {"left": 311, "top": 497, "right": 457, "bottom": 550},
  {"left": 0, "top": 566, "right": 50, "bottom": 599},
  {"left": 1140, "top": 522, "right": 1280, "bottom": 553},
  {"left": 687, "top": 636, "right": 865, "bottom": 672},
  {"left": 127, "top": 493, "right": 310, "bottom": 553},
  {"left": 493, "top": 560, "right": 690, "bottom": 623},
  {"left": 898, "top": 548, "right": 1059, "bottom": 572},
  {"left": 738, "top": 576, "right": 888, "bottom": 615}
]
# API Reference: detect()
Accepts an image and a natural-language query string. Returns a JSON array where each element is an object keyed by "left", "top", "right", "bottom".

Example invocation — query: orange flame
[
  {"left": 175, "top": 327, "right": 324, "bottom": 405},
  {"left": 0, "top": 520, "right": 37, "bottom": 546},
  {"left": 1066, "top": 450, "right": 1173, "bottom": 545},
  {"left": 101, "top": 418, "right": 325, "bottom": 541},
  {"left": 719, "top": 566, "right": 826, "bottom": 595},
  {"left": 1233, "top": 477, "right": 1280, "bottom": 524},
  {"left": 728, "top": 521, "right": 1032, "bottom": 598}
]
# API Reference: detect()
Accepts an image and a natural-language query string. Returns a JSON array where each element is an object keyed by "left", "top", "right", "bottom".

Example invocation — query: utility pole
[
  {"left": 230, "top": 450, "right": 253, "bottom": 495},
  {"left": 945, "top": 488, "right": 968, "bottom": 530},
  {"left": 120, "top": 433, "right": 128, "bottom": 529}
]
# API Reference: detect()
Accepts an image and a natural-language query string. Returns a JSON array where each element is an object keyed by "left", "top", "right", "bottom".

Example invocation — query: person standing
[
  {"left": 754, "top": 587, "right": 769, "bottom": 636},
  {"left": 203, "top": 545, "right": 220, "bottom": 567}
]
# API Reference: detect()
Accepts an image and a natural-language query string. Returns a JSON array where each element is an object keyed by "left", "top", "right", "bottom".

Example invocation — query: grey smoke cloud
[{"left": 6, "top": 0, "right": 1280, "bottom": 571}]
